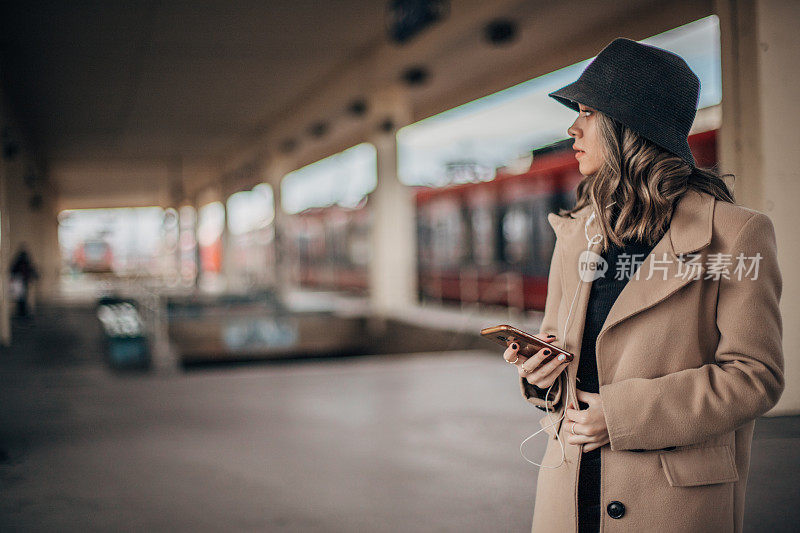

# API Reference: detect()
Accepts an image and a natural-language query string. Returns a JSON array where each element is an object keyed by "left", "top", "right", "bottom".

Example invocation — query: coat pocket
[{"left": 659, "top": 445, "right": 739, "bottom": 487}]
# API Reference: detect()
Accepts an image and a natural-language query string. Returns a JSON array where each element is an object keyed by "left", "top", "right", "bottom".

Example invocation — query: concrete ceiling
[
  {"left": 0, "top": 0, "right": 712, "bottom": 209},
  {"left": 0, "top": 1, "right": 386, "bottom": 160}
]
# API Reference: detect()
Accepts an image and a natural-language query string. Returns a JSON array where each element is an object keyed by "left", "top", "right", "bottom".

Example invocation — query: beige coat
[{"left": 519, "top": 189, "right": 784, "bottom": 532}]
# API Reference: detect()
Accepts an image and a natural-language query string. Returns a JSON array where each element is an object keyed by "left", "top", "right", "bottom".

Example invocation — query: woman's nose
[{"left": 567, "top": 120, "right": 580, "bottom": 138}]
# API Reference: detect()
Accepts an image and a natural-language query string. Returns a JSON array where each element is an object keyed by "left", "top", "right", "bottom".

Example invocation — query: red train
[
  {"left": 416, "top": 139, "right": 580, "bottom": 309},
  {"left": 72, "top": 239, "right": 114, "bottom": 273},
  {"left": 283, "top": 199, "right": 372, "bottom": 291},
  {"left": 284, "top": 128, "right": 719, "bottom": 310}
]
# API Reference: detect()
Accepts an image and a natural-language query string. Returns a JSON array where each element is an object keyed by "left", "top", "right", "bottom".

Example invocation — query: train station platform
[{"left": 0, "top": 303, "right": 797, "bottom": 532}]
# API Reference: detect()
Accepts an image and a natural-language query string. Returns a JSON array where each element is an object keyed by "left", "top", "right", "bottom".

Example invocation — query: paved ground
[{"left": 0, "top": 304, "right": 797, "bottom": 532}]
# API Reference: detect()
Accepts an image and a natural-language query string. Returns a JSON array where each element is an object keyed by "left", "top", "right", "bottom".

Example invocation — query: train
[
  {"left": 283, "top": 199, "right": 372, "bottom": 291},
  {"left": 282, "top": 127, "right": 719, "bottom": 311},
  {"left": 72, "top": 239, "right": 114, "bottom": 273}
]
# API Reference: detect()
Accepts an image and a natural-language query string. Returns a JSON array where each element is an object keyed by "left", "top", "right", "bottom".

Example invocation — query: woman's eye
[{"left": 580, "top": 109, "right": 593, "bottom": 116}]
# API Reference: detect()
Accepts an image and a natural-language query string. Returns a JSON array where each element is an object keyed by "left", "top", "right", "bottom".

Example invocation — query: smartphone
[{"left": 480, "top": 324, "right": 574, "bottom": 364}]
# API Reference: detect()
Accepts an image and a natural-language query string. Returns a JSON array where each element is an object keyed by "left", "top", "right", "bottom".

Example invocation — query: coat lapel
[{"left": 549, "top": 189, "right": 715, "bottom": 365}]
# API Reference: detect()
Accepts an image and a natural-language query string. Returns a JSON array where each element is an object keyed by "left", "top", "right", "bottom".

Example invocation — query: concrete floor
[{"left": 0, "top": 305, "right": 797, "bottom": 532}]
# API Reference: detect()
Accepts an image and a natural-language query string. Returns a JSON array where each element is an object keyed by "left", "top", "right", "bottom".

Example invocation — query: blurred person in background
[
  {"left": 10, "top": 244, "right": 39, "bottom": 317},
  {"left": 502, "top": 38, "right": 783, "bottom": 532}
]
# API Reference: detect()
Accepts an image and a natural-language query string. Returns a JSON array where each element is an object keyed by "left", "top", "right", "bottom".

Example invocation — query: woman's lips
[{"left": 575, "top": 150, "right": 585, "bottom": 159}]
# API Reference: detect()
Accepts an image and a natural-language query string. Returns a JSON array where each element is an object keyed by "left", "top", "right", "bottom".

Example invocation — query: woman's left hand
[{"left": 565, "top": 389, "right": 610, "bottom": 452}]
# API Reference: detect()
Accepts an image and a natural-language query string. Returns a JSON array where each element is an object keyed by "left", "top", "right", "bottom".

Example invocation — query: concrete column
[
  {"left": 263, "top": 156, "right": 298, "bottom": 297},
  {"left": 190, "top": 201, "right": 202, "bottom": 290},
  {"left": 35, "top": 194, "right": 61, "bottom": 304},
  {"left": 0, "top": 166, "right": 10, "bottom": 346},
  {"left": 367, "top": 88, "right": 417, "bottom": 314},
  {"left": 0, "top": 156, "right": 58, "bottom": 316},
  {"left": 269, "top": 180, "right": 288, "bottom": 293},
  {"left": 195, "top": 185, "right": 225, "bottom": 293},
  {"left": 221, "top": 197, "right": 232, "bottom": 290},
  {"left": 716, "top": 0, "right": 800, "bottom": 414},
  {"left": 163, "top": 207, "right": 181, "bottom": 286}
]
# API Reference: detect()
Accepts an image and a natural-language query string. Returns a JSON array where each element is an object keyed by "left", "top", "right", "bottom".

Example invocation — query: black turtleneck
[
  {"left": 577, "top": 223, "right": 659, "bottom": 531},
  {"left": 577, "top": 234, "right": 657, "bottom": 404}
]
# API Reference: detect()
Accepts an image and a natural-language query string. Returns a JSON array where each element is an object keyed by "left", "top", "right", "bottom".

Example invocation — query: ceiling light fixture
[{"left": 484, "top": 19, "right": 517, "bottom": 46}]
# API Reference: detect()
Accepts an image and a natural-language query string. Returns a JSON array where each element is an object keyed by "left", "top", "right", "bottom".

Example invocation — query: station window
[
  {"left": 57, "top": 207, "right": 165, "bottom": 276},
  {"left": 397, "top": 15, "right": 721, "bottom": 188},
  {"left": 281, "top": 143, "right": 377, "bottom": 214}
]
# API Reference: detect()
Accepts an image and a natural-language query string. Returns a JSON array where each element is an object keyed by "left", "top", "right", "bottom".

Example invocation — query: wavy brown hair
[{"left": 559, "top": 110, "right": 736, "bottom": 253}]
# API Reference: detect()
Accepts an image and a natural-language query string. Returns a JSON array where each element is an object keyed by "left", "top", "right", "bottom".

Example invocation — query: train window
[
  {"left": 304, "top": 219, "right": 325, "bottom": 261},
  {"left": 347, "top": 212, "right": 371, "bottom": 267},
  {"left": 471, "top": 206, "right": 494, "bottom": 267},
  {"left": 501, "top": 206, "right": 530, "bottom": 265},
  {"left": 460, "top": 206, "right": 474, "bottom": 266},
  {"left": 530, "top": 196, "right": 557, "bottom": 276},
  {"left": 416, "top": 212, "right": 434, "bottom": 268},
  {"left": 349, "top": 234, "right": 370, "bottom": 266},
  {"left": 431, "top": 206, "right": 465, "bottom": 268},
  {"left": 327, "top": 213, "right": 350, "bottom": 265}
]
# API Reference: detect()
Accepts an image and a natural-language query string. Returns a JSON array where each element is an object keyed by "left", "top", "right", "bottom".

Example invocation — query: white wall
[{"left": 716, "top": 0, "right": 800, "bottom": 414}]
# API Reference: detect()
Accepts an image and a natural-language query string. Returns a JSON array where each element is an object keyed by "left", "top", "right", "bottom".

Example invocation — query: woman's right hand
[{"left": 503, "top": 334, "right": 570, "bottom": 389}]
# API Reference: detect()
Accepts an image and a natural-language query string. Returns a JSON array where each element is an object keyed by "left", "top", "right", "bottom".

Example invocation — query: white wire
[
  {"left": 520, "top": 379, "right": 568, "bottom": 468},
  {"left": 519, "top": 207, "right": 608, "bottom": 469}
]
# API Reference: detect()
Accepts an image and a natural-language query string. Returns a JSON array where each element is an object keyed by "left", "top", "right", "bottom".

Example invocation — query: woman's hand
[
  {"left": 502, "top": 334, "right": 570, "bottom": 389},
  {"left": 565, "top": 389, "right": 610, "bottom": 452}
]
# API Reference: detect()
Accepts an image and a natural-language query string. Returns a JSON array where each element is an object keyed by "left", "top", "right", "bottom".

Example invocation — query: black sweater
[{"left": 577, "top": 232, "right": 657, "bottom": 525}]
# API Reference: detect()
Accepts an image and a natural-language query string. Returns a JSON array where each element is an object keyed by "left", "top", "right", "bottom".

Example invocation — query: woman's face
[{"left": 568, "top": 103, "right": 604, "bottom": 176}]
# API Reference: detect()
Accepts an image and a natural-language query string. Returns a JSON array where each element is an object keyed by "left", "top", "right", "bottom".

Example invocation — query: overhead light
[
  {"left": 29, "top": 194, "right": 43, "bottom": 211},
  {"left": 308, "top": 121, "right": 328, "bottom": 138},
  {"left": 484, "top": 19, "right": 517, "bottom": 46},
  {"left": 379, "top": 118, "right": 395, "bottom": 133},
  {"left": 280, "top": 139, "right": 297, "bottom": 153},
  {"left": 401, "top": 65, "right": 429, "bottom": 86},
  {"left": 347, "top": 98, "right": 368, "bottom": 117}
]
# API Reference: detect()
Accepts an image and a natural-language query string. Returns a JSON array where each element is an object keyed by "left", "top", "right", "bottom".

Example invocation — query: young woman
[{"left": 502, "top": 38, "right": 784, "bottom": 533}]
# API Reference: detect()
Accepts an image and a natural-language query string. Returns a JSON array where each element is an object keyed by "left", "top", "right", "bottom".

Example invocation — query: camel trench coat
[{"left": 519, "top": 189, "right": 784, "bottom": 532}]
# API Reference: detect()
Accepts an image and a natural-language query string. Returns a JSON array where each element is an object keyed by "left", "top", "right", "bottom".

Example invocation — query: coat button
[{"left": 607, "top": 501, "right": 625, "bottom": 519}]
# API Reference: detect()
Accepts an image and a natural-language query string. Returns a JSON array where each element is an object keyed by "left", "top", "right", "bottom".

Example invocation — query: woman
[{"left": 502, "top": 38, "right": 784, "bottom": 533}]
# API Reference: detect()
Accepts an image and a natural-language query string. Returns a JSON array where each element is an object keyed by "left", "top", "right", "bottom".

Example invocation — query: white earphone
[{"left": 520, "top": 205, "right": 610, "bottom": 468}]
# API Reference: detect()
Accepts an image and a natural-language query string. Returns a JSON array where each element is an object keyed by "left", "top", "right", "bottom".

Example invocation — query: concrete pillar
[
  {"left": 189, "top": 198, "right": 202, "bottom": 290},
  {"left": 367, "top": 88, "right": 417, "bottom": 314},
  {"left": 716, "top": 0, "right": 800, "bottom": 414},
  {"left": 221, "top": 197, "right": 232, "bottom": 290},
  {"left": 0, "top": 152, "right": 58, "bottom": 319},
  {"left": 0, "top": 166, "right": 10, "bottom": 346},
  {"left": 34, "top": 194, "right": 61, "bottom": 305},
  {"left": 263, "top": 156, "right": 299, "bottom": 297},
  {"left": 195, "top": 185, "right": 225, "bottom": 293},
  {"left": 163, "top": 207, "right": 181, "bottom": 286},
  {"left": 269, "top": 180, "right": 289, "bottom": 294}
]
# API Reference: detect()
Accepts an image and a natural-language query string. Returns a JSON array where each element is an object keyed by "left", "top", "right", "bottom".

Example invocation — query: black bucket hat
[{"left": 548, "top": 37, "right": 701, "bottom": 167}]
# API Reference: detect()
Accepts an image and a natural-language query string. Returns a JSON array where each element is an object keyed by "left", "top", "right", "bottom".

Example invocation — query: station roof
[{"left": 0, "top": 0, "right": 711, "bottom": 209}]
